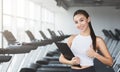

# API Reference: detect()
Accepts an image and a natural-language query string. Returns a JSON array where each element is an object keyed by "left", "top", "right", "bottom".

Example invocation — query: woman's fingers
[
  {"left": 71, "top": 57, "right": 80, "bottom": 65},
  {"left": 87, "top": 45, "right": 96, "bottom": 58}
]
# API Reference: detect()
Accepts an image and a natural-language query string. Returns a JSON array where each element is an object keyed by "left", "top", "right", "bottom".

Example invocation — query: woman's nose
[{"left": 78, "top": 22, "right": 82, "bottom": 25}]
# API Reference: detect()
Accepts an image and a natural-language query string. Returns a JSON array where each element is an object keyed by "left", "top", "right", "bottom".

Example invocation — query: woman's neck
[{"left": 80, "top": 27, "right": 90, "bottom": 36}]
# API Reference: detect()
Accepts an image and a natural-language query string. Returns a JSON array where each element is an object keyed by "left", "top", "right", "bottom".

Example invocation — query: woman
[{"left": 59, "top": 9, "right": 113, "bottom": 72}]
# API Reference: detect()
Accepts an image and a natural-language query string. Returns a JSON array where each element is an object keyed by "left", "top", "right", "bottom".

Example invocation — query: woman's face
[{"left": 73, "top": 14, "right": 90, "bottom": 32}]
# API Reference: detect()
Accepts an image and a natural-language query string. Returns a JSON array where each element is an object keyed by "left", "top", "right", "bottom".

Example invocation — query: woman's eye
[
  {"left": 75, "top": 21, "right": 78, "bottom": 24},
  {"left": 80, "top": 20, "right": 84, "bottom": 22}
]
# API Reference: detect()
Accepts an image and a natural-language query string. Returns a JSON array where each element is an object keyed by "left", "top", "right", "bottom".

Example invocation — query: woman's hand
[
  {"left": 87, "top": 45, "right": 97, "bottom": 58},
  {"left": 70, "top": 57, "right": 80, "bottom": 65}
]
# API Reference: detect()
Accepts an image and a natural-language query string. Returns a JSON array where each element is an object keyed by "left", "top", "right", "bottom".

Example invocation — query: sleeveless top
[{"left": 70, "top": 34, "right": 94, "bottom": 66}]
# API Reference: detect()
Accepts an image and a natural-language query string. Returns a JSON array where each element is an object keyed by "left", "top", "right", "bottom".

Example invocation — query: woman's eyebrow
[{"left": 79, "top": 17, "right": 85, "bottom": 19}]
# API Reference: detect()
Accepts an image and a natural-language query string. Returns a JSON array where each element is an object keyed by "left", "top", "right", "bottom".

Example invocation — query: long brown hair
[{"left": 73, "top": 9, "right": 96, "bottom": 51}]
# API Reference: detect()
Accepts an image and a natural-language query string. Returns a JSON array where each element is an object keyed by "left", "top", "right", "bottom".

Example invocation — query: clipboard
[{"left": 55, "top": 42, "right": 81, "bottom": 67}]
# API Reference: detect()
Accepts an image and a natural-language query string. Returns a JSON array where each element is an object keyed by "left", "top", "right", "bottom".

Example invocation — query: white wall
[{"left": 55, "top": 7, "right": 120, "bottom": 38}]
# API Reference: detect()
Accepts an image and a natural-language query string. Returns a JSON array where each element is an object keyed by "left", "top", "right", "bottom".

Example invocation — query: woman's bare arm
[
  {"left": 95, "top": 37, "right": 113, "bottom": 66},
  {"left": 87, "top": 37, "right": 113, "bottom": 66}
]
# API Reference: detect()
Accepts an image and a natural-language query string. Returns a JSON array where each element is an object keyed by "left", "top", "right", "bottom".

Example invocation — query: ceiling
[{"left": 55, "top": 0, "right": 120, "bottom": 10}]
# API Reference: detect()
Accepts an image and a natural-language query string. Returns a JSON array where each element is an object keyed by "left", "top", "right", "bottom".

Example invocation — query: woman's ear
[{"left": 88, "top": 17, "right": 91, "bottom": 23}]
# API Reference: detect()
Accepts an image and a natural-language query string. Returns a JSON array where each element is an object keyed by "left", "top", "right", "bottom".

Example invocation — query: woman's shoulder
[
  {"left": 96, "top": 36, "right": 104, "bottom": 42},
  {"left": 96, "top": 36, "right": 105, "bottom": 47},
  {"left": 69, "top": 34, "right": 77, "bottom": 39},
  {"left": 67, "top": 34, "right": 78, "bottom": 47},
  {"left": 68, "top": 34, "right": 78, "bottom": 41}
]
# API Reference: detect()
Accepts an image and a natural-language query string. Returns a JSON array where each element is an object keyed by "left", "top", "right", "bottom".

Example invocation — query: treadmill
[{"left": 1, "top": 30, "right": 38, "bottom": 54}]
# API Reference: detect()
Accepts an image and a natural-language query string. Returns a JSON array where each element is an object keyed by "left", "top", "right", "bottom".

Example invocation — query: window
[{"left": 0, "top": 0, "right": 55, "bottom": 72}]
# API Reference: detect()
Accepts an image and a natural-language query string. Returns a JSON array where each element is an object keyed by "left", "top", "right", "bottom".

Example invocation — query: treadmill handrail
[
  {"left": 2, "top": 30, "right": 17, "bottom": 45},
  {"left": 25, "top": 30, "right": 36, "bottom": 41},
  {"left": 39, "top": 30, "right": 49, "bottom": 40}
]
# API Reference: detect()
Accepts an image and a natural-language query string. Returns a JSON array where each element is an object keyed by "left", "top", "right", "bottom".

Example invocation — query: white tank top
[{"left": 71, "top": 34, "right": 94, "bottom": 66}]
